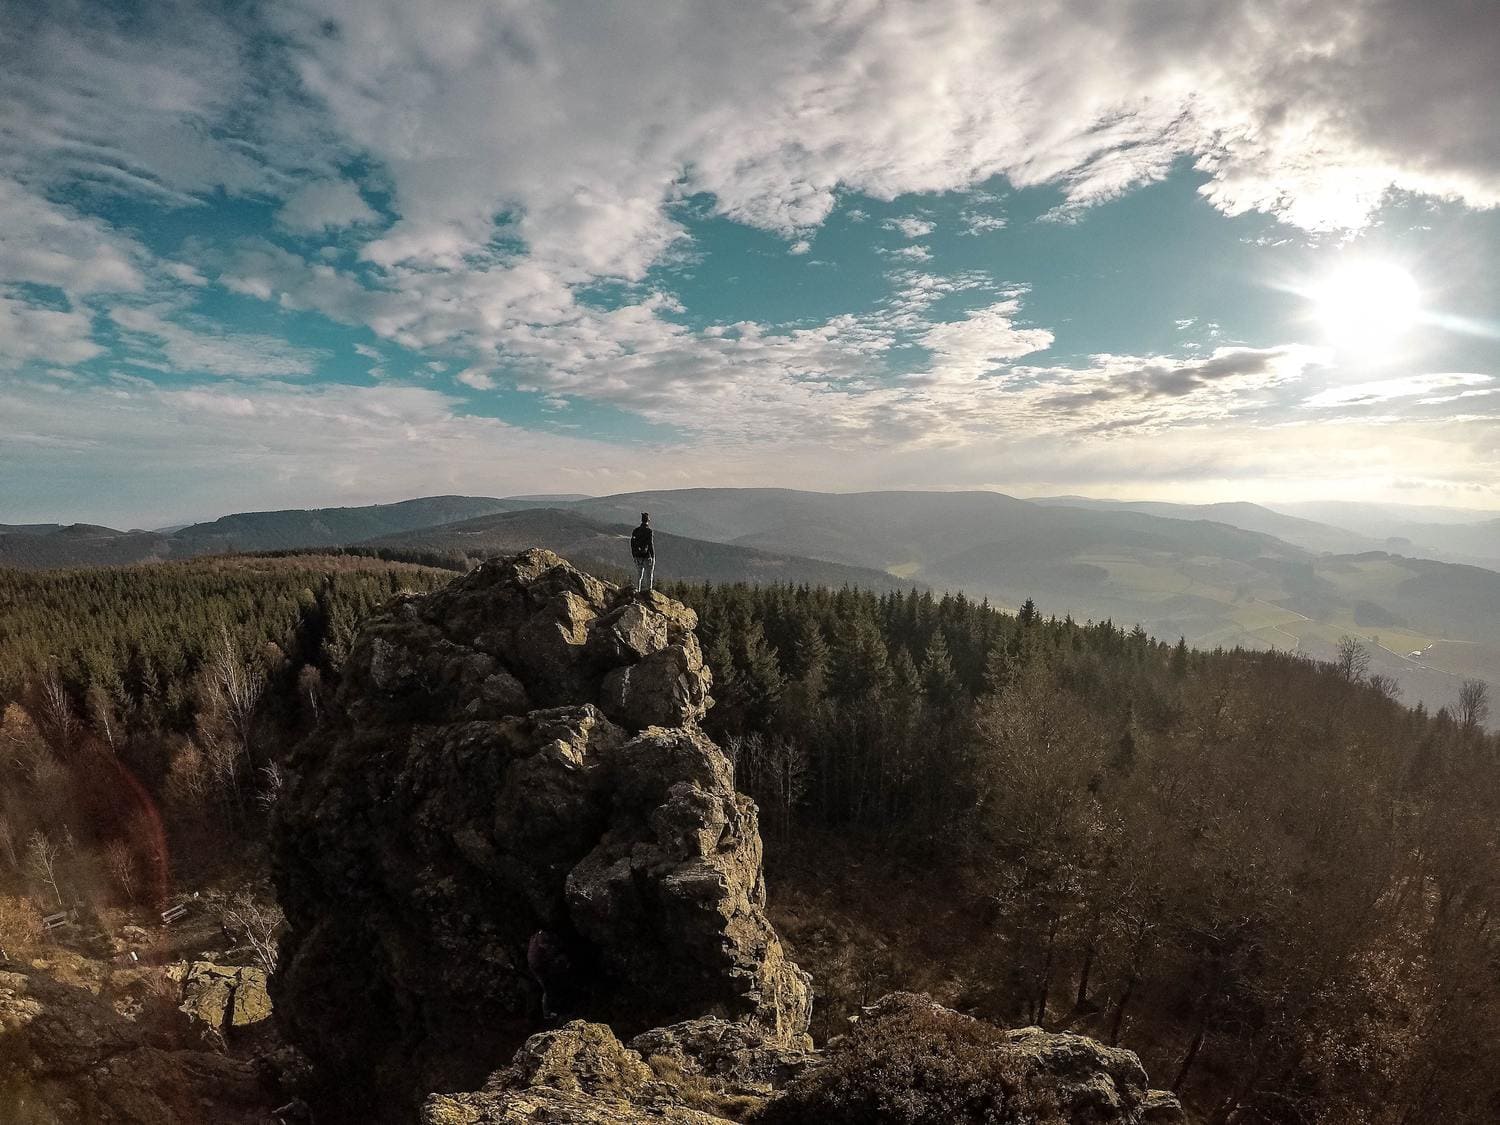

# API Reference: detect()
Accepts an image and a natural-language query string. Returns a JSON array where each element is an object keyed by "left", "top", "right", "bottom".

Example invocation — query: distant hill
[
  {"left": 1271, "top": 500, "right": 1500, "bottom": 570},
  {"left": 0, "top": 497, "right": 523, "bottom": 569},
  {"left": 171, "top": 495, "right": 522, "bottom": 553},
  {"left": 1031, "top": 496, "right": 1383, "bottom": 556},
  {"left": 367, "top": 508, "right": 913, "bottom": 591},
  {"left": 0, "top": 524, "right": 172, "bottom": 568}
]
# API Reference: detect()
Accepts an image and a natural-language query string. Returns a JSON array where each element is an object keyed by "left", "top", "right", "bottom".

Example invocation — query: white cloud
[
  {"left": 884, "top": 216, "right": 935, "bottom": 238},
  {"left": 919, "top": 300, "right": 1054, "bottom": 381},
  {"left": 277, "top": 178, "right": 379, "bottom": 232},
  {"left": 788, "top": 239, "right": 812, "bottom": 255},
  {"left": 1304, "top": 372, "right": 1497, "bottom": 410},
  {"left": 0, "top": 291, "right": 102, "bottom": 370},
  {"left": 109, "top": 304, "right": 323, "bottom": 378},
  {"left": 961, "top": 212, "right": 1006, "bottom": 235},
  {"left": 878, "top": 245, "right": 932, "bottom": 262},
  {"left": 0, "top": 178, "right": 145, "bottom": 295},
  {"left": 456, "top": 366, "right": 496, "bottom": 390}
]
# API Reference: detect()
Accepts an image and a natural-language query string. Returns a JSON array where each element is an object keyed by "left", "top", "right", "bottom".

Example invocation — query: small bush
[{"left": 755, "top": 995, "right": 1060, "bottom": 1125}]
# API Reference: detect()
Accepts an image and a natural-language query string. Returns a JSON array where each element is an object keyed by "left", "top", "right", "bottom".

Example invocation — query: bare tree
[
  {"left": 728, "top": 732, "right": 809, "bottom": 845},
  {"left": 256, "top": 763, "right": 286, "bottom": 812},
  {"left": 1335, "top": 636, "right": 1370, "bottom": 683},
  {"left": 297, "top": 664, "right": 324, "bottom": 724},
  {"left": 1456, "top": 679, "right": 1489, "bottom": 732},
  {"left": 35, "top": 671, "right": 80, "bottom": 754},
  {"left": 196, "top": 625, "right": 266, "bottom": 820},
  {"left": 217, "top": 888, "right": 284, "bottom": 974},
  {"left": 0, "top": 815, "right": 16, "bottom": 872},
  {"left": 25, "top": 830, "right": 65, "bottom": 909},
  {"left": 104, "top": 839, "right": 137, "bottom": 903},
  {"left": 86, "top": 683, "right": 121, "bottom": 754},
  {"left": 210, "top": 623, "right": 265, "bottom": 760}
]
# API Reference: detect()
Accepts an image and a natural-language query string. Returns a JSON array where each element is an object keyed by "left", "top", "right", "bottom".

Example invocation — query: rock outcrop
[
  {"left": 756, "top": 993, "right": 1185, "bottom": 1125},
  {"left": 170, "top": 961, "right": 271, "bottom": 1032},
  {"left": 273, "top": 548, "right": 1182, "bottom": 1123},
  {"left": 271, "top": 550, "right": 809, "bottom": 1114},
  {"left": 0, "top": 960, "right": 275, "bottom": 1125},
  {"left": 422, "top": 997, "right": 1184, "bottom": 1125},
  {"left": 421, "top": 1016, "right": 815, "bottom": 1124}
]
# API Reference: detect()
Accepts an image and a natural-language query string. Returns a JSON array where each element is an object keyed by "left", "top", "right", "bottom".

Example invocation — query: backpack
[{"left": 631, "top": 525, "right": 653, "bottom": 558}]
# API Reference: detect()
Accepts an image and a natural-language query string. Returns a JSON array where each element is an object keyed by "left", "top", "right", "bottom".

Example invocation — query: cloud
[
  {"left": 960, "top": 212, "right": 1006, "bottom": 235},
  {"left": 0, "top": 177, "right": 145, "bottom": 295},
  {"left": 1304, "top": 372, "right": 1498, "bottom": 412},
  {"left": 0, "top": 377, "right": 763, "bottom": 526},
  {"left": 919, "top": 300, "right": 1054, "bottom": 380},
  {"left": 878, "top": 245, "right": 933, "bottom": 262},
  {"left": 0, "top": 291, "right": 102, "bottom": 370},
  {"left": 1032, "top": 346, "right": 1331, "bottom": 426},
  {"left": 109, "top": 304, "right": 323, "bottom": 378},
  {"left": 455, "top": 366, "right": 496, "bottom": 390},
  {"left": 884, "top": 216, "right": 935, "bottom": 238},
  {"left": 277, "top": 178, "right": 380, "bottom": 232}
]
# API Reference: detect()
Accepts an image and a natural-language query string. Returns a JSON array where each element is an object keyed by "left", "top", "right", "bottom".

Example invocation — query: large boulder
[
  {"left": 758, "top": 993, "right": 1185, "bottom": 1125},
  {"left": 170, "top": 962, "right": 271, "bottom": 1031},
  {"left": 271, "top": 550, "right": 807, "bottom": 1116},
  {"left": 421, "top": 1017, "right": 808, "bottom": 1125}
]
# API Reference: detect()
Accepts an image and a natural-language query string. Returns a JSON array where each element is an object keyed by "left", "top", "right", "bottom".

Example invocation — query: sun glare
[{"left": 1312, "top": 261, "right": 1421, "bottom": 352}]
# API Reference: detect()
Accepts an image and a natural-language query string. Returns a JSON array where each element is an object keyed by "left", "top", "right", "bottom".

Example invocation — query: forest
[{"left": 0, "top": 554, "right": 1496, "bottom": 1124}]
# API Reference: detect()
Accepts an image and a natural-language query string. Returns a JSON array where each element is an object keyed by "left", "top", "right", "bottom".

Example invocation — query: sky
[{"left": 3, "top": 0, "right": 1500, "bottom": 529}]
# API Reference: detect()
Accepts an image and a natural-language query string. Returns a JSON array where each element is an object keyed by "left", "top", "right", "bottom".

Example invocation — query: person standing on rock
[
  {"left": 527, "top": 929, "right": 573, "bottom": 1024},
  {"left": 631, "top": 512, "right": 655, "bottom": 595}
]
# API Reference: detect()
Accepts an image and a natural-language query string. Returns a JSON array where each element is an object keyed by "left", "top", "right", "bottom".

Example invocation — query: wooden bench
[
  {"left": 42, "top": 911, "right": 70, "bottom": 934},
  {"left": 160, "top": 903, "right": 189, "bottom": 925}
]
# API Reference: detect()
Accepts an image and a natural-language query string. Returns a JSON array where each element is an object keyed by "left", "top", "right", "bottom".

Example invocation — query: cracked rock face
[{"left": 270, "top": 550, "right": 809, "bottom": 1114}]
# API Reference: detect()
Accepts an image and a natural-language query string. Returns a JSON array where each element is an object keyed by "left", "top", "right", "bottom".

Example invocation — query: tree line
[
  {"left": 670, "top": 579, "right": 1499, "bottom": 1125},
  {"left": 0, "top": 554, "right": 451, "bottom": 955}
]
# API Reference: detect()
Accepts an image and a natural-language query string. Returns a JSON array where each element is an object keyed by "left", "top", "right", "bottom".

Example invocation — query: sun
[{"left": 1311, "top": 261, "right": 1422, "bottom": 352}]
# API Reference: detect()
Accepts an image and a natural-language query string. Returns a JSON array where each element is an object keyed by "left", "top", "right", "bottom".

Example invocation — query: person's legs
[
  {"left": 634, "top": 557, "right": 648, "bottom": 592},
  {"left": 642, "top": 556, "right": 654, "bottom": 592}
]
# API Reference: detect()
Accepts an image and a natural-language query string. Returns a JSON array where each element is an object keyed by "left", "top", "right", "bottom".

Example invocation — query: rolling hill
[
  {"left": 1030, "top": 496, "right": 1384, "bottom": 556},
  {"left": 169, "top": 495, "right": 524, "bottom": 553},
  {"left": 367, "top": 508, "right": 913, "bottom": 591},
  {"left": 1270, "top": 500, "right": 1500, "bottom": 570}
]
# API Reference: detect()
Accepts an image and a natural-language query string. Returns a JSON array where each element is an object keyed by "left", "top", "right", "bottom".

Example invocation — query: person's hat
[{"left": 641, "top": 512, "right": 650, "bottom": 522}]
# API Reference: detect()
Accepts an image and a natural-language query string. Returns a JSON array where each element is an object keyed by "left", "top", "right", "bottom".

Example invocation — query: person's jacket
[{"left": 631, "top": 524, "right": 654, "bottom": 559}]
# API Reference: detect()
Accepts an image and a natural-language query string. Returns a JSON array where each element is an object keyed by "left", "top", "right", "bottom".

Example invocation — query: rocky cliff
[
  {"left": 272, "top": 548, "right": 1182, "bottom": 1124},
  {"left": 271, "top": 550, "right": 810, "bottom": 1113}
]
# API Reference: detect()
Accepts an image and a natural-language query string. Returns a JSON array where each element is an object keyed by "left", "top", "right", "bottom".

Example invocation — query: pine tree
[{"left": 920, "top": 630, "right": 965, "bottom": 719}]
